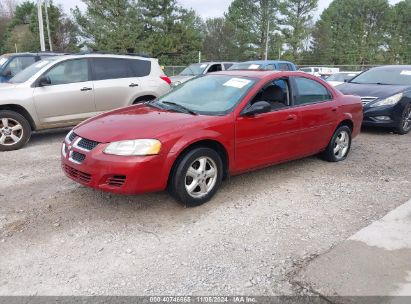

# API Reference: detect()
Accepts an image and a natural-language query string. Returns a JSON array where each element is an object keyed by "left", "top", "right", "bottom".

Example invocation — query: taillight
[{"left": 160, "top": 75, "right": 172, "bottom": 85}]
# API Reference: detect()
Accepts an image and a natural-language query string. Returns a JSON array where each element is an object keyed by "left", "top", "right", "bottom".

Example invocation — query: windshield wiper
[{"left": 162, "top": 101, "right": 198, "bottom": 115}]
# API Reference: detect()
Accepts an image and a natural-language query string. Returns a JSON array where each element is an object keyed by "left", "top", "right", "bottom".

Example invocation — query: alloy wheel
[
  {"left": 185, "top": 156, "right": 218, "bottom": 199},
  {"left": 333, "top": 130, "right": 350, "bottom": 160},
  {"left": 0, "top": 118, "right": 24, "bottom": 146},
  {"left": 403, "top": 107, "right": 411, "bottom": 132}
]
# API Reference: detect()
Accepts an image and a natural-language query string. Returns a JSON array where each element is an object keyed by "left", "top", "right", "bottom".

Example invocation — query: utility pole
[
  {"left": 37, "top": 0, "right": 46, "bottom": 51},
  {"left": 264, "top": 20, "right": 270, "bottom": 61},
  {"left": 44, "top": 0, "right": 52, "bottom": 51}
]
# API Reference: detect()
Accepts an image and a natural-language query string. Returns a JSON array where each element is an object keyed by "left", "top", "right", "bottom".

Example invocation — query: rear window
[{"left": 129, "top": 59, "right": 151, "bottom": 77}]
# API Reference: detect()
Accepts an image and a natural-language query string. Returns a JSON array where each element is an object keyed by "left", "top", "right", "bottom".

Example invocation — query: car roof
[
  {"left": 371, "top": 65, "right": 411, "bottom": 70},
  {"left": 242, "top": 60, "right": 295, "bottom": 65},
  {"left": 192, "top": 61, "right": 236, "bottom": 65},
  {"left": 208, "top": 70, "right": 330, "bottom": 80},
  {"left": 50, "top": 54, "right": 153, "bottom": 61}
]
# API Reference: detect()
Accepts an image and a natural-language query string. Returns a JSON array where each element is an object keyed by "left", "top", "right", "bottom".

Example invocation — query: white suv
[{"left": 0, "top": 54, "right": 171, "bottom": 151}]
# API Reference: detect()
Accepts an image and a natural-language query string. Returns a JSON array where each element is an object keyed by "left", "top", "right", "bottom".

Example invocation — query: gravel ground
[{"left": 0, "top": 127, "right": 410, "bottom": 296}]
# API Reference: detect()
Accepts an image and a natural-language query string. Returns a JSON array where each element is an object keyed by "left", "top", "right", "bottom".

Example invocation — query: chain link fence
[{"left": 163, "top": 64, "right": 386, "bottom": 76}]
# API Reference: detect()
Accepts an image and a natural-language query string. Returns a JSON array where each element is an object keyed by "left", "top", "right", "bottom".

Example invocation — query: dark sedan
[{"left": 337, "top": 65, "right": 411, "bottom": 134}]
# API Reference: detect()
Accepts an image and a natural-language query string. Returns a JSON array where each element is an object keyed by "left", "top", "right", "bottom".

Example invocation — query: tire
[
  {"left": 395, "top": 103, "right": 411, "bottom": 135},
  {"left": 321, "top": 125, "right": 352, "bottom": 162},
  {"left": 0, "top": 110, "right": 31, "bottom": 152},
  {"left": 169, "top": 147, "right": 223, "bottom": 207},
  {"left": 133, "top": 96, "right": 156, "bottom": 105}
]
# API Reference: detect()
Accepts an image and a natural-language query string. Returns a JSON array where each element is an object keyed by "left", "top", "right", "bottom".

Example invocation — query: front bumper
[
  {"left": 61, "top": 137, "right": 171, "bottom": 195},
  {"left": 362, "top": 103, "right": 404, "bottom": 128}
]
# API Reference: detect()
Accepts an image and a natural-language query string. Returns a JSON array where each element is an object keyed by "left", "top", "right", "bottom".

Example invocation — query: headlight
[
  {"left": 370, "top": 93, "right": 403, "bottom": 107},
  {"left": 104, "top": 139, "right": 161, "bottom": 156}
]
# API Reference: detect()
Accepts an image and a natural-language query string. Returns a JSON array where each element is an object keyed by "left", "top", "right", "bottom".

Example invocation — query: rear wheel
[
  {"left": 322, "top": 125, "right": 352, "bottom": 162},
  {"left": 169, "top": 147, "right": 223, "bottom": 207},
  {"left": 0, "top": 110, "right": 31, "bottom": 152},
  {"left": 396, "top": 103, "right": 411, "bottom": 135}
]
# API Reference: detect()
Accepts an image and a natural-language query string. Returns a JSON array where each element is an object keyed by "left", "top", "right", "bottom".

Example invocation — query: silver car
[
  {"left": 170, "top": 62, "right": 236, "bottom": 87},
  {"left": 0, "top": 54, "right": 171, "bottom": 151}
]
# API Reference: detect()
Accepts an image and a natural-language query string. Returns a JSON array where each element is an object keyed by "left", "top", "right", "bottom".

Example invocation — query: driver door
[
  {"left": 235, "top": 78, "right": 302, "bottom": 172},
  {"left": 33, "top": 59, "right": 96, "bottom": 127}
]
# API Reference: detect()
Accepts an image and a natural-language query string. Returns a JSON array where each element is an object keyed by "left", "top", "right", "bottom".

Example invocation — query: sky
[{"left": 53, "top": 0, "right": 402, "bottom": 19}]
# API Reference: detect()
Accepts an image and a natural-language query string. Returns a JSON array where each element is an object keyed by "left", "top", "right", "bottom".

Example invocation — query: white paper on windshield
[
  {"left": 400, "top": 70, "right": 411, "bottom": 76},
  {"left": 248, "top": 64, "right": 260, "bottom": 69},
  {"left": 224, "top": 78, "right": 251, "bottom": 89},
  {"left": 200, "top": 64, "right": 207, "bottom": 68},
  {"left": 35, "top": 61, "right": 49, "bottom": 68},
  {"left": 0, "top": 58, "right": 7, "bottom": 65},
  {"left": 348, "top": 73, "right": 357, "bottom": 76}
]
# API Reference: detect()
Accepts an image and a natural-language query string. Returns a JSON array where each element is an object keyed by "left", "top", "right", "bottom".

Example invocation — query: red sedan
[{"left": 61, "top": 70, "right": 362, "bottom": 207}]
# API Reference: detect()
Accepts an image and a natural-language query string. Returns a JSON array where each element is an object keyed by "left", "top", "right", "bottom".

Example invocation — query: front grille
[
  {"left": 63, "top": 165, "right": 91, "bottom": 183},
  {"left": 71, "top": 151, "right": 86, "bottom": 163},
  {"left": 77, "top": 138, "right": 99, "bottom": 151},
  {"left": 68, "top": 131, "right": 77, "bottom": 142},
  {"left": 106, "top": 175, "right": 127, "bottom": 187},
  {"left": 361, "top": 96, "right": 378, "bottom": 106}
]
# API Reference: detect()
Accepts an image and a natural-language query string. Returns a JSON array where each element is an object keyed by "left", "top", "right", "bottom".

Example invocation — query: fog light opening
[{"left": 374, "top": 116, "right": 391, "bottom": 121}]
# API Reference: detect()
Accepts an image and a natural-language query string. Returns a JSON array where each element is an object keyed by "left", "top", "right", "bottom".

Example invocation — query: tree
[
  {"left": 30, "top": 1, "right": 79, "bottom": 52},
  {"left": 73, "top": 0, "right": 144, "bottom": 53},
  {"left": 2, "top": 1, "right": 78, "bottom": 53},
  {"left": 310, "top": 0, "right": 391, "bottom": 65},
  {"left": 386, "top": 0, "right": 411, "bottom": 64},
  {"left": 202, "top": 17, "right": 237, "bottom": 61},
  {"left": 138, "top": 0, "right": 204, "bottom": 64},
  {"left": 279, "top": 0, "right": 318, "bottom": 62},
  {"left": 226, "top": 0, "right": 280, "bottom": 60}
]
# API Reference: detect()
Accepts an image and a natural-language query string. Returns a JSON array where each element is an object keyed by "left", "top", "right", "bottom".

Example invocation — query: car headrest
[{"left": 261, "top": 85, "right": 284, "bottom": 102}]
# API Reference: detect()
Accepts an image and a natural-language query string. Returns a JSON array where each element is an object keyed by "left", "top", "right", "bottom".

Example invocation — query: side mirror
[
  {"left": 2, "top": 70, "right": 12, "bottom": 78},
  {"left": 37, "top": 75, "right": 51, "bottom": 87},
  {"left": 242, "top": 101, "right": 271, "bottom": 116}
]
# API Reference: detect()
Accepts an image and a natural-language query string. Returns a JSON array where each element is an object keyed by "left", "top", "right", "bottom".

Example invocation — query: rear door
[
  {"left": 290, "top": 76, "right": 338, "bottom": 155},
  {"left": 91, "top": 58, "right": 145, "bottom": 111},
  {"left": 33, "top": 58, "right": 95, "bottom": 126}
]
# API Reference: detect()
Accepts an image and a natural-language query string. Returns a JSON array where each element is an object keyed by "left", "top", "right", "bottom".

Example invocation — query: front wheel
[
  {"left": 321, "top": 125, "right": 352, "bottom": 162},
  {"left": 0, "top": 110, "right": 32, "bottom": 152},
  {"left": 169, "top": 147, "right": 223, "bottom": 207},
  {"left": 396, "top": 104, "right": 411, "bottom": 135}
]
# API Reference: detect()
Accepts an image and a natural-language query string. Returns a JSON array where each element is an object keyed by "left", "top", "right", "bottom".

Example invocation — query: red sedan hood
[{"left": 74, "top": 104, "right": 211, "bottom": 143}]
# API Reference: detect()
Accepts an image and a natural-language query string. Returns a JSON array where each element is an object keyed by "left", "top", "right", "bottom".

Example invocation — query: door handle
[
  {"left": 80, "top": 87, "right": 92, "bottom": 91},
  {"left": 332, "top": 108, "right": 337, "bottom": 112},
  {"left": 286, "top": 114, "right": 297, "bottom": 121},
  {"left": 129, "top": 83, "right": 139, "bottom": 87}
]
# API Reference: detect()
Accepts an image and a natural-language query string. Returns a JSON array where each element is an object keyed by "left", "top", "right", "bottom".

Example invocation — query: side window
[
  {"left": 224, "top": 63, "right": 233, "bottom": 70},
  {"left": 279, "top": 63, "right": 289, "bottom": 71},
  {"left": 129, "top": 59, "right": 151, "bottom": 77},
  {"left": 265, "top": 64, "right": 276, "bottom": 70},
  {"left": 288, "top": 64, "right": 295, "bottom": 71},
  {"left": 4, "top": 56, "right": 36, "bottom": 77},
  {"left": 293, "top": 77, "right": 332, "bottom": 105},
  {"left": 44, "top": 59, "right": 89, "bottom": 85},
  {"left": 207, "top": 64, "right": 222, "bottom": 73},
  {"left": 93, "top": 58, "right": 130, "bottom": 80},
  {"left": 250, "top": 78, "right": 290, "bottom": 111}
]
